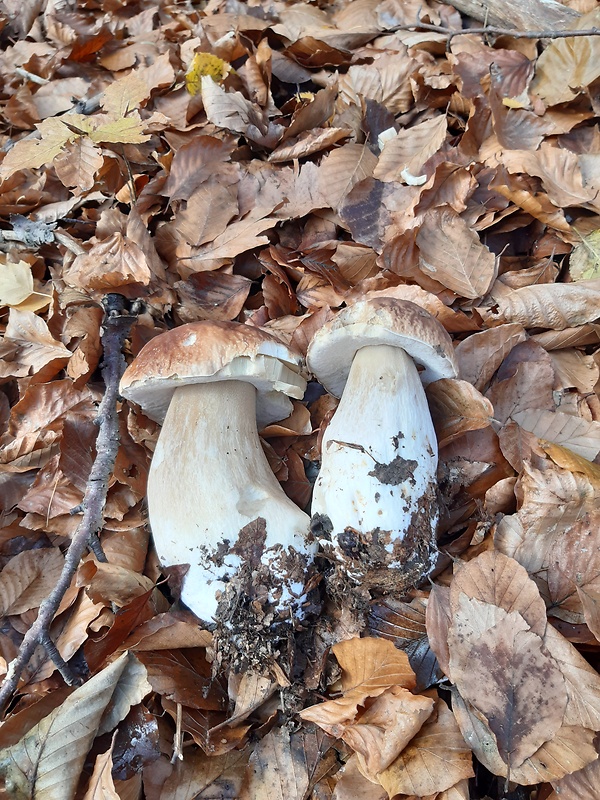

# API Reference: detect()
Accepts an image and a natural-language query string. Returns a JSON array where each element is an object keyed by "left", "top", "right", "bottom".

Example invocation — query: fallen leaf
[
  {"left": 0, "top": 652, "right": 150, "bottom": 800},
  {"left": 0, "top": 548, "right": 64, "bottom": 615},
  {"left": 374, "top": 115, "right": 447, "bottom": 184},
  {"left": 83, "top": 743, "right": 120, "bottom": 800},
  {"left": 377, "top": 699, "right": 474, "bottom": 797},
  {"left": 454, "top": 324, "right": 527, "bottom": 391},
  {"left": 427, "top": 379, "right": 493, "bottom": 447},
  {"left": 512, "top": 409, "right": 600, "bottom": 462},
  {"left": 416, "top": 208, "right": 496, "bottom": 299}
]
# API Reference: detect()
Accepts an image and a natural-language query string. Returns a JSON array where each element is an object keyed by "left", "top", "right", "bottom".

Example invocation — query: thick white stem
[
  {"left": 147, "top": 381, "right": 312, "bottom": 621},
  {"left": 312, "top": 345, "right": 438, "bottom": 587}
]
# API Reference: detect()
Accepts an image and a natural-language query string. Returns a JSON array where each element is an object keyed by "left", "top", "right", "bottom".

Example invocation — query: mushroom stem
[
  {"left": 147, "top": 380, "right": 311, "bottom": 621},
  {"left": 312, "top": 344, "right": 439, "bottom": 588}
]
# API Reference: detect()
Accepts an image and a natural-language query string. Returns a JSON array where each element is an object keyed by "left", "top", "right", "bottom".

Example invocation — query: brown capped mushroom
[
  {"left": 120, "top": 321, "right": 315, "bottom": 624},
  {"left": 306, "top": 297, "right": 458, "bottom": 593}
]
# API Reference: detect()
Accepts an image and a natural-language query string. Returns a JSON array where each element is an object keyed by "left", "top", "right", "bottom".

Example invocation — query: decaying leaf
[{"left": 0, "top": 653, "right": 150, "bottom": 800}]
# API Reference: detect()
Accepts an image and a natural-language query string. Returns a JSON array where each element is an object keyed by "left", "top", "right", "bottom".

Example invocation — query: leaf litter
[{"left": 0, "top": 0, "right": 600, "bottom": 798}]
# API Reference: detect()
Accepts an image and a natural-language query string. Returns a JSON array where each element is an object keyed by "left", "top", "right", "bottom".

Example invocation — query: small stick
[
  {"left": 393, "top": 20, "right": 600, "bottom": 41},
  {"left": 0, "top": 295, "right": 135, "bottom": 711}
]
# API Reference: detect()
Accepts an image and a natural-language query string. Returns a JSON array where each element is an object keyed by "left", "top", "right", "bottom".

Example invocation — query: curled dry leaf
[
  {"left": 377, "top": 699, "right": 474, "bottom": 797},
  {"left": 300, "top": 637, "right": 415, "bottom": 736},
  {"left": 454, "top": 323, "right": 527, "bottom": 391},
  {"left": 427, "top": 378, "right": 493, "bottom": 448},
  {"left": 343, "top": 686, "right": 434, "bottom": 778}
]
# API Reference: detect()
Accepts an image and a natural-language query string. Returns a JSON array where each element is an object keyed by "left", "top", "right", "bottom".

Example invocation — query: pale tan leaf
[
  {"left": 578, "top": 584, "right": 600, "bottom": 643},
  {"left": 318, "top": 143, "right": 378, "bottom": 208},
  {"left": 344, "top": 687, "right": 434, "bottom": 777},
  {"left": 5, "top": 308, "right": 72, "bottom": 373},
  {"left": 300, "top": 638, "right": 415, "bottom": 736},
  {"left": 569, "top": 229, "right": 600, "bottom": 282},
  {"left": 0, "top": 260, "right": 34, "bottom": 307},
  {"left": 339, "top": 51, "right": 416, "bottom": 115},
  {"left": 175, "top": 182, "right": 238, "bottom": 247},
  {"left": 454, "top": 324, "right": 527, "bottom": 391},
  {"left": 374, "top": 116, "right": 447, "bottom": 183},
  {"left": 457, "top": 611, "right": 567, "bottom": 767},
  {"left": 416, "top": 208, "right": 496, "bottom": 299},
  {"left": 269, "top": 127, "right": 351, "bottom": 162},
  {"left": 532, "top": 9, "right": 600, "bottom": 105},
  {"left": 452, "top": 690, "right": 597, "bottom": 783},
  {"left": 549, "top": 753, "right": 600, "bottom": 800},
  {"left": 0, "top": 653, "right": 150, "bottom": 800},
  {"left": 512, "top": 409, "right": 600, "bottom": 462},
  {"left": 546, "top": 513, "right": 600, "bottom": 619},
  {"left": 0, "top": 548, "right": 64, "bottom": 615},
  {"left": 425, "top": 584, "right": 452, "bottom": 677},
  {"left": 551, "top": 349, "right": 599, "bottom": 393},
  {"left": 77, "top": 561, "right": 155, "bottom": 608},
  {"left": 201, "top": 75, "right": 276, "bottom": 144},
  {"left": 0, "top": 117, "right": 74, "bottom": 179},
  {"left": 427, "top": 379, "right": 493, "bottom": 447},
  {"left": 83, "top": 746, "right": 120, "bottom": 800},
  {"left": 332, "top": 755, "right": 387, "bottom": 800},
  {"left": 479, "top": 279, "right": 600, "bottom": 330},
  {"left": 53, "top": 136, "right": 103, "bottom": 194},
  {"left": 102, "top": 73, "right": 150, "bottom": 117},
  {"left": 450, "top": 550, "right": 548, "bottom": 637},
  {"left": 543, "top": 624, "right": 600, "bottom": 730},
  {"left": 377, "top": 699, "right": 474, "bottom": 797},
  {"left": 227, "top": 671, "right": 277, "bottom": 727}
]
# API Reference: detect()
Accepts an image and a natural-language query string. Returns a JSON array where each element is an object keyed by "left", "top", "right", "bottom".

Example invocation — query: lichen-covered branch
[{"left": 0, "top": 295, "right": 135, "bottom": 712}]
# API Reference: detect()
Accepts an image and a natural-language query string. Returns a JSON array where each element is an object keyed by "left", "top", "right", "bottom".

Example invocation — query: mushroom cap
[
  {"left": 120, "top": 321, "right": 307, "bottom": 428},
  {"left": 307, "top": 297, "right": 458, "bottom": 397}
]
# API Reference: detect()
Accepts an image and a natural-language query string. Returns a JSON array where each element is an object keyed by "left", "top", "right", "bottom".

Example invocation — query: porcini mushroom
[
  {"left": 306, "top": 297, "right": 458, "bottom": 593},
  {"left": 119, "top": 321, "right": 315, "bottom": 624}
]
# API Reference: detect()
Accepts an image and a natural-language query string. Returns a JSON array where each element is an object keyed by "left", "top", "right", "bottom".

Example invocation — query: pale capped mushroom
[
  {"left": 120, "top": 320, "right": 316, "bottom": 624},
  {"left": 306, "top": 298, "right": 458, "bottom": 593}
]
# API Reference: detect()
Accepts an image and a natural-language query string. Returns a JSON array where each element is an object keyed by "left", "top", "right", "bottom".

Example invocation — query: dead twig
[
  {"left": 0, "top": 295, "right": 135, "bottom": 713},
  {"left": 394, "top": 20, "right": 600, "bottom": 41}
]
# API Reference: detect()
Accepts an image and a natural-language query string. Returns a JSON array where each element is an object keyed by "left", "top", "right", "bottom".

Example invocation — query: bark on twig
[
  {"left": 0, "top": 295, "right": 135, "bottom": 712},
  {"left": 442, "top": 0, "right": 579, "bottom": 31},
  {"left": 395, "top": 21, "right": 600, "bottom": 43}
]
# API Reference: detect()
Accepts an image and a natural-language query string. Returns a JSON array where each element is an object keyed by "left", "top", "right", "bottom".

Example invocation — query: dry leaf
[
  {"left": 0, "top": 548, "right": 64, "bottom": 615},
  {"left": 300, "top": 637, "right": 415, "bottom": 736},
  {"left": 512, "top": 409, "right": 600, "bottom": 461},
  {"left": 455, "top": 324, "right": 527, "bottom": 391},
  {"left": 417, "top": 208, "right": 496, "bottom": 299},
  {"left": 83, "top": 744, "right": 120, "bottom": 800},
  {"left": 427, "top": 379, "right": 493, "bottom": 447},
  {"left": 318, "top": 143, "right": 378, "bottom": 209},
  {"left": 377, "top": 699, "right": 474, "bottom": 797},
  {"left": 0, "top": 653, "right": 150, "bottom": 800},
  {"left": 374, "top": 115, "right": 447, "bottom": 183}
]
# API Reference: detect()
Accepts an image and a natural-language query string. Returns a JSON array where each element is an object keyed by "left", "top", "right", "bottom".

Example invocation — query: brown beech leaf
[
  {"left": 542, "top": 624, "right": 600, "bottom": 730},
  {"left": 161, "top": 748, "right": 249, "bottom": 800},
  {"left": 339, "top": 51, "right": 416, "bottom": 115},
  {"left": 182, "top": 215, "right": 277, "bottom": 269},
  {"left": 136, "top": 650, "right": 225, "bottom": 711},
  {"left": 83, "top": 745, "right": 120, "bottom": 800},
  {"left": 512, "top": 409, "right": 600, "bottom": 462},
  {"left": 77, "top": 561, "right": 155, "bottom": 608},
  {"left": 377, "top": 699, "right": 474, "bottom": 797},
  {"left": 549, "top": 750, "right": 600, "bottom": 800},
  {"left": 374, "top": 115, "right": 447, "bottom": 183},
  {"left": 546, "top": 513, "right": 600, "bottom": 620},
  {"left": 64, "top": 234, "right": 152, "bottom": 291},
  {"left": 343, "top": 687, "right": 434, "bottom": 777},
  {"left": 5, "top": 308, "right": 72, "bottom": 375},
  {"left": 300, "top": 637, "right": 415, "bottom": 735},
  {"left": 240, "top": 726, "right": 336, "bottom": 800},
  {"left": 53, "top": 136, "right": 103, "bottom": 194},
  {"left": 333, "top": 754, "right": 387, "bottom": 800},
  {"left": 318, "top": 143, "right": 378, "bottom": 209},
  {"left": 452, "top": 689, "right": 597, "bottom": 784},
  {"left": 425, "top": 584, "right": 452, "bottom": 677},
  {"left": 121, "top": 611, "right": 212, "bottom": 651},
  {"left": 174, "top": 182, "right": 238, "bottom": 247},
  {"left": 175, "top": 271, "right": 252, "bottom": 323},
  {"left": 480, "top": 279, "right": 600, "bottom": 329},
  {"left": 457, "top": 611, "right": 567, "bottom": 767},
  {"left": 455, "top": 324, "right": 527, "bottom": 391},
  {"left": 450, "top": 550, "right": 548, "bottom": 637},
  {"left": 0, "top": 547, "right": 64, "bottom": 615},
  {"left": 416, "top": 208, "right": 496, "bottom": 299},
  {"left": 541, "top": 442, "right": 600, "bottom": 483},
  {"left": 427, "top": 379, "right": 493, "bottom": 448}
]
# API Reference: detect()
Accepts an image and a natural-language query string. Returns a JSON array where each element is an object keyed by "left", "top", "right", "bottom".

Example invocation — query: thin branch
[
  {"left": 0, "top": 295, "right": 135, "bottom": 712},
  {"left": 394, "top": 19, "right": 600, "bottom": 41}
]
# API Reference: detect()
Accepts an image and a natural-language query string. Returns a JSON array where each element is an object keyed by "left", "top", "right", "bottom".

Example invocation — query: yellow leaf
[
  {"left": 89, "top": 115, "right": 151, "bottom": 144},
  {"left": 570, "top": 229, "right": 600, "bottom": 281},
  {"left": 0, "top": 260, "right": 34, "bottom": 306},
  {"left": 186, "top": 52, "right": 231, "bottom": 95},
  {"left": 0, "top": 117, "right": 76, "bottom": 179}
]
